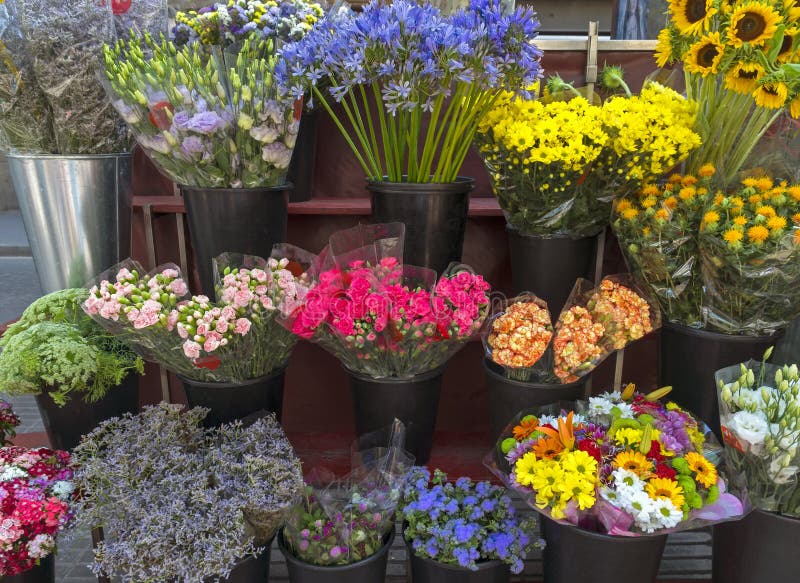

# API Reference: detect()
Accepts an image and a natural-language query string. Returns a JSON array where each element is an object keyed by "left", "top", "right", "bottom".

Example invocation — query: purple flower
[
  {"left": 186, "top": 111, "right": 227, "bottom": 134},
  {"left": 180, "top": 136, "right": 206, "bottom": 157},
  {"left": 172, "top": 111, "right": 191, "bottom": 131}
]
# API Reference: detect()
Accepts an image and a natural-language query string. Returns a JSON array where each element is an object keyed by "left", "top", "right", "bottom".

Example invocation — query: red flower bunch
[
  {"left": 289, "top": 258, "right": 491, "bottom": 378},
  {"left": 0, "top": 447, "right": 76, "bottom": 576}
]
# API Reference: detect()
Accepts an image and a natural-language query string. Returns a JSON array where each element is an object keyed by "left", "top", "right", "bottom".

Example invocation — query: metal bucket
[{"left": 6, "top": 153, "right": 132, "bottom": 293}]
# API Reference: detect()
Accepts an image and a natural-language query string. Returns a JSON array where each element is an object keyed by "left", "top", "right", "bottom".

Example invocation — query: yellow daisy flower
[
  {"left": 685, "top": 452, "right": 718, "bottom": 488},
  {"left": 514, "top": 452, "right": 539, "bottom": 487},
  {"left": 728, "top": 2, "right": 781, "bottom": 47},
  {"left": 646, "top": 477, "right": 686, "bottom": 509}
]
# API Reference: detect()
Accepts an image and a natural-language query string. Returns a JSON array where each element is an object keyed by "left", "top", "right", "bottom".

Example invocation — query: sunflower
[
  {"left": 685, "top": 451, "right": 718, "bottom": 488},
  {"left": 728, "top": 2, "right": 781, "bottom": 47},
  {"left": 685, "top": 32, "right": 725, "bottom": 75},
  {"left": 646, "top": 477, "right": 686, "bottom": 509},
  {"left": 670, "top": 0, "right": 717, "bottom": 34},
  {"left": 747, "top": 224, "right": 770, "bottom": 243},
  {"left": 613, "top": 450, "right": 653, "bottom": 477},
  {"left": 724, "top": 62, "right": 765, "bottom": 94},
  {"left": 753, "top": 81, "right": 790, "bottom": 109},
  {"left": 513, "top": 416, "right": 540, "bottom": 440},
  {"left": 777, "top": 28, "right": 799, "bottom": 62},
  {"left": 790, "top": 95, "right": 800, "bottom": 118},
  {"left": 785, "top": 0, "right": 800, "bottom": 22},
  {"left": 655, "top": 27, "right": 676, "bottom": 67},
  {"left": 533, "top": 436, "right": 564, "bottom": 460}
]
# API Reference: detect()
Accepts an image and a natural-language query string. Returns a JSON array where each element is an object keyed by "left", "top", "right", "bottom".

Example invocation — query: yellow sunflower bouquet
[
  {"left": 487, "top": 384, "right": 744, "bottom": 534},
  {"left": 656, "top": 0, "right": 800, "bottom": 186},
  {"left": 698, "top": 175, "right": 800, "bottom": 332}
]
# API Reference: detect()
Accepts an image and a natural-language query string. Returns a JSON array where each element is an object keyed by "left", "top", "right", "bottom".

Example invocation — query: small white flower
[
  {"left": 650, "top": 498, "right": 682, "bottom": 530},
  {"left": 0, "top": 466, "right": 26, "bottom": 482},
  {"left": 51, "top": 480, "right": 75, "bottom": 499},
  {"left": 611, "top": 468, "right": 645, "bottom": 496},
  {"left": 727, "top": 410, "right": 770, "bottom": 454}
]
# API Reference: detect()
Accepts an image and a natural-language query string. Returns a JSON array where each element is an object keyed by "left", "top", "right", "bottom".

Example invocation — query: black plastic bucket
[
  {"left": 368, "top": 177, "right": 474, "bottom": 275},
  {"left": 542, "top": 517, "right": 666, "bottom": 583},
  {"left": 712, "top": 509, "right": 800, "bottom": 582},
  {"left": 659, "top": 322, "right": 782, "bottom": 438},
  {"left": 506, "top": 226, "right": 597, "bottom": 315},
  {"left": 348, "top": 366, "right": 443, "bottom": 465},
  {"left": 213, "top": 547, "right": 272, "bottom": 583},
  {"left": 35, "top": 373, "right": 139, "bottom": 451},
  {"left": 287, "top": 110, "right": 318, "bottom": 202},
  {"left": 2, "top": 554, "right": 54, "bottom": 583},
  {"left": 179, "top": 367, "right": 286, "bottom": 428},
  {"left": 483, "top": 359, "right": 587, "bottom": 444},
  {"left": 278, "top": 526, "right": 394, "bottom": 583},
  {"left": 406, "top": 535, "right": 510, "bottom": 583},
  {"left": 181, "top": 185, "right": 290, "bottom": 295}
]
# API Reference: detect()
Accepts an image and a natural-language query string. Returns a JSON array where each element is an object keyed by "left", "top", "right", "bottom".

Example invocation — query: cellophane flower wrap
[
  {"left": 655, "top": 0, "right": 800, "bottom": 186},
  {"left": 716, "top": 356, "right": 800, "bottom": 516},
  {"left": 487, "top": 385, "right": 745, "bottom": 535},
  {"left": 84, "top": 253, "right": 308, "bottom": 382},
  {"left": 0, "top": 441, "right": 76, "bottom": 576},
  {"left": 0, "top": 0, "right": 166, "bottom": 154},
  {"left": 283, "top": 419, "right": 414, "bottom": 565},
  {"left": 103, "top": 25, "right": 302, "bottom": 187},
  {"left": 612, "top": 167, "right": 717, "bottom": 328},
  {"left": 276, "top": 0, "right": 542, "bottom": 183},
  {"left": 400, "top": 467, "right": 543, "bottom": 573},
  {"left": 72, "top": 403, "right": 303, "bottom": 582},
  {"left": 283, "top": 224, "right": 491, "bottom": 379},
  {"left": 698, "top": 175, "right": 800, "bottom": 333}
]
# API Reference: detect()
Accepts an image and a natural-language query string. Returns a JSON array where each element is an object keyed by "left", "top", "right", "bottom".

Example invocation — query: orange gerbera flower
[
  {"left": 513, "top": 416, "right": 540, "bottom": 440},
  {"left": 533, "top": 436, "right": 565, "bottom": 459}
]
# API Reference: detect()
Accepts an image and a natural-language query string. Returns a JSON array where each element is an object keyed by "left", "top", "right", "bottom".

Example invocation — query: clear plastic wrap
[
  {"left": 485, "top": 387, "right": 746, "bottom": 536},
  {"left": 283, "top": 419, "right": 413, "bottom": 565},
  {"left": 103, "top": 31, "right": 299, "bottom": 188},
  {"left": 109, "top": 0, "right": 168, "bottom": 39},
  {"left": 18, "top": 0, "right": 129, "bottom": 154},
  {"left": 716, "top": 359, "right": 800, "bottom": 517},
  {"left": 282, "top": 223, "right": 492, "bottom": 379}
]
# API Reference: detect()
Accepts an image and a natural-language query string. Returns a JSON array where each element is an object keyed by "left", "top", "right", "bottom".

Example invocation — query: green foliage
[{"left": 0, "top": 290, "right": 143, "bottom": 405}]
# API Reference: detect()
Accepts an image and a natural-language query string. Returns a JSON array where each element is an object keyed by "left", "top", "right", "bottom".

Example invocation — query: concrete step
[{"left": 0, "top": 211, "right": 30, "bottom": 257}]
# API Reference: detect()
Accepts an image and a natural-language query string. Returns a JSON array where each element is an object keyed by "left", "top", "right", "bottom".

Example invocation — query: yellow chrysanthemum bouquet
[{"left": 656, "top": 0, "right": 800, "bottom": 186}]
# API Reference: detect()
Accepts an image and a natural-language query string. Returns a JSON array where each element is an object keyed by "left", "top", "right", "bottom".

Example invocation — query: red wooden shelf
[{"left": 131, "top": 195, "right": 504, "bottom": 217}]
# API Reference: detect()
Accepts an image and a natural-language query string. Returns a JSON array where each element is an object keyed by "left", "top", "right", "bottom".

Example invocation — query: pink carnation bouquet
[
  {"left": 85, "top": 253, "right": 309, "bottom": 382},
  {"left": 0, "top": 443, "right": 76, "bottom": 576},
  {"left": 283, "top": 224, "right": 491, "bottom": 378}
]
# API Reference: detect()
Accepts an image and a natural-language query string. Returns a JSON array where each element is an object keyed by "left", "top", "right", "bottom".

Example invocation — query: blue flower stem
[{"left": 311, "top": 86, "right": 373, "bottom": 177}]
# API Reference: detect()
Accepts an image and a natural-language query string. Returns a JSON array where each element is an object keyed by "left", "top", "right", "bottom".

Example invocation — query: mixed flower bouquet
[
  {"left": 0, "top": 443, "right": 76, "bottom": 576},
  {"left": 483, "top": 277, "right": 659, "bottom": 383},
  {"left": 85, "top": 253, "right": 306, "bottom": 382},
  {"left": 276, "top": 0, "right": 542, "bottom": 183},
  {"left": 72, "top": 403, "right": 303, "bottom": 581},
  {"left": 489, "top": 384, "right": 745, "bottom": 535},
  {"left": 400, "top": 467, "right": 543, "bottom": 573},
  {"left": 283, "top": 224, "right": 491, "bottom": 378},
  {"left": 716, "top": 352, "right": 800, "bottom": 516},
  {"left": 476, "top": 81, "right": 700, "bottom": 236},
  {"left": 655, "top": 0, "right": 800, "bottom": 185},
  {"left": 103, "top": 20, "right": 303, "bottom": 187},
  {"left": 0, "top": 0, "right": 166, "bottom": 154},
  {"left": 172, "top": 0, "right": 324, "bottom": 46},
  {"left": 283, "top": 420, "right": 413, "bottom": 565}
]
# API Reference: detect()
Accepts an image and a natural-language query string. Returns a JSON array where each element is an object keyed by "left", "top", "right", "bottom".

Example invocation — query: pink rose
[
  {"left": 234, "top": 318, "right": 251, "bottom": 335},
  {"left": 183, "top": 340, "right": 201, "bottom": 359}
]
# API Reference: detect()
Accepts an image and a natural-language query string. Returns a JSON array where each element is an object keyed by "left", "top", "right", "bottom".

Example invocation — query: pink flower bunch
[
  {"left": 171, "top": 296, "right": 249, "bottom": 359},
  {"left": 0, "top": 447, "right": 76, "bottom": 576},
  {"left": 85, "top": 266, "right": 188, "bottom": 328},
  {"left": 288, "top": 260, "right": 491, "bottom": 377}
]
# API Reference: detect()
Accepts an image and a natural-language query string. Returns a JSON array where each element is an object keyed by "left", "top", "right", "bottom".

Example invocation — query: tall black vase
[
  {"left": 406, "top": 538, "right": 511, "bottom": 583},
  {"left": 286, "top": 110, "right": 318, "bottom": 202},
  {"left": 35, "top": 373, "right": 139, "bottom": 451},
  {"left": 179, "top": 367, "right": 286, "bottom": 428},
  {"left": 659, "top": 322, "right": 782, "bottom": 438},
  {"left": 712, "top": 509, "right": 800, "bottom": 582},
  {"left": 181, "top": 185, "right": 290, "bottom": 295},
  {"left": 368, "top": 177, "right": 474, "bottom": 274},
  {"left": 2, "top": 554, "right": 54, "bottom": 583},
  {"left": 542, "top": 518, "right": 666, "bottom": 583},
  {"left": 483, "top": 359, "right": 587, "bottom": 444},
  {"left": 506, "top": 226, "right": 598, "bottom": 315},
  {"left": 347, "top": 367, "right": 443, "bottom": 464},
  {"left": 215, "top": 549, "right": 271, "bottom": 583}
]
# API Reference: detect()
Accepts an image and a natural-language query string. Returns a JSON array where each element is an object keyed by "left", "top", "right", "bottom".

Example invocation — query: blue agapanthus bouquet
[
  {"left": 276, "top": 0, "right": 542, "bottom": 183},
  {"left": 400, "top": 467, "right": 543, "bottom": 573}
]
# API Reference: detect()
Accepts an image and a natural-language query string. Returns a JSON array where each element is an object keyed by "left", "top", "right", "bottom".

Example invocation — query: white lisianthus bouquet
[{"left": 716, "top": 350, "right": 800, "bottom": 516}]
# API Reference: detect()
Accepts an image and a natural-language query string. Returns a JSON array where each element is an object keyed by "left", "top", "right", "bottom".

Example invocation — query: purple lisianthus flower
[
  {"left": 186, "top": 111, "right": 227, "bottom": 134},
  {"left": 180, "top": 136, "right": 206, "bottom": 157},
  {"left": 172, "top": 111, "right": 191, "bottom": 131}
]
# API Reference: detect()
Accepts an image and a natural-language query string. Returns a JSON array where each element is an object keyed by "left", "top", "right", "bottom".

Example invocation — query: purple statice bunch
[
  {"left": 401, "top": 467, "right": 543, "bottom": 574},
  {"left": 274, "top": 0, "right": 542, "bottom": 183}
]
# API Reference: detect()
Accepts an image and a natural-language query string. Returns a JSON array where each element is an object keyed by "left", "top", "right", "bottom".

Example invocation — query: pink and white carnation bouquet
[
  {"left": 283, "top": 224, "right": 491, "bottom": 378},
  {"left": 85, "top": 253, "right": 308, "bottom": 382}
]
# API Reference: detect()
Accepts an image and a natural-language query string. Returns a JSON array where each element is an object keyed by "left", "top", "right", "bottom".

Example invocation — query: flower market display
[
  {"left": 0, "top": 401, "right": 77, "bottom": 577},
  {"left": 476, "top": 81, "right": 700, "bottom": 237},
  {"left": 400, "top": 467, "right": 543, "bottom": 574},
  {"left": 484, "top": 277, "right": 659, "bottom": 383},
  {"left": 491, "top": 384, "right": 745, "bottom": 535},
  {"left": 286, "top": 224, "right": 491, "bottom": 379},
  {"left": 72, "top": 403, "right": 303, "bottom": 582},
  {"left": 717, "top": 352, "right": 800, "bottom": 516},
  {"left": 276, "top": 0, "right": 542, "bottom": 184},
  {"left": 655, "top": 0, "right": 800, "bottom": 186}
]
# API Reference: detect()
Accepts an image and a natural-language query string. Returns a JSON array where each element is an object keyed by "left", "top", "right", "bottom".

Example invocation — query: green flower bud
[{"left": 501, "top": 438, "right": 517, "bottom": 454}]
